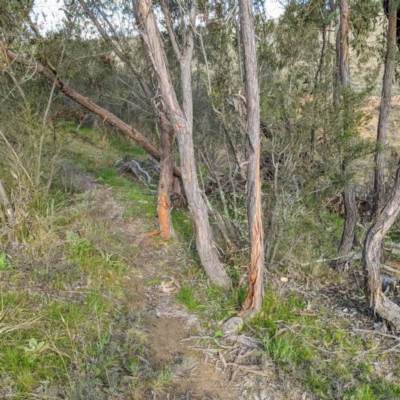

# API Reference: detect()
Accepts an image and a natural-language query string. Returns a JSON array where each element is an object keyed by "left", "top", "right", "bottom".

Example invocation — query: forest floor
[{"left": 2, "top": 124, "right": 400, "bottom": 399}]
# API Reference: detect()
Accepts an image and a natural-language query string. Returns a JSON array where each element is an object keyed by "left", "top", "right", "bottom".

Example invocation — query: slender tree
[
  {"left": 132, "top": 0, "right": 231, "bottom": 287},
  {"left": 2, "top": 46, "right": 182, "bottom": 181},
  {"left": 361, "top": 0, "right": 400, "bottom": 331},
  {"left": 336, "top": 0, "right": 357, "bottom": 270},
  {"left": 373, "top": 0, "right": 398, "bottom": 215},
  {"left": 238, "top": 0, "right": 265, "bottom": 315}
]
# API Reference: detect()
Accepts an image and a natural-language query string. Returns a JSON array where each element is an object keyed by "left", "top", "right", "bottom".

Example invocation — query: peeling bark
[
  {"left": 158, "top": 115, "right": 174, "bottom": 238},
  {"left": 239, "top": 0, "right": 265, "bottom": 315},
  {"left": 363, "top": 161, "right": 400, "bottom": 331}
]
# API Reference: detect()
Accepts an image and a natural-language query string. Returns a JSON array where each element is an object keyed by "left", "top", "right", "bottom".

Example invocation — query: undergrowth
[
  {"left": 0, "top": 125, "right": 189, "bottom": 398},
  {"left": 2, "top": 122, "right": 400, "bottom": 399},
  {"left": 176, "top": 276, "right": 400, "bottom": 399}
]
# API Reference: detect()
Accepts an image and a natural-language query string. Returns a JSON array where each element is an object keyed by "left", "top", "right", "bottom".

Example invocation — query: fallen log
[{"left": 3, "top": 46, "right": 182, "bottom": 179}]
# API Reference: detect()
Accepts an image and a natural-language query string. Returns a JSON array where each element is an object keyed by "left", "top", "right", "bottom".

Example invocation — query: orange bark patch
[
  {"left": 143, "top": 230, "right": 161, "bottom": 237},
  {"left": 158, "top": 190, "right": 172, "bottom": 239}
]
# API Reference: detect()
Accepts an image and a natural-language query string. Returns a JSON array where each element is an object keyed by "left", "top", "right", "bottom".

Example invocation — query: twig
[
  {"left": 382, "top": 341, "right": 400, "bottom": 354},
  {"left": 226, "top": 363, "right": 270, "bottom": 377},
  {"left": 180, "top": 335, "right": 213, "bottom": 341},
  {"left": 381, "top": 264, "right": 400, "bottom": 275},
  {"left": 354, "top": 329, "right": 400, "bottom": 340},
  {"left": 277, "top": 322, "right": 336, "bottom": 354},
  {"left": 298, "top": 253, "right": 356, "bottom": 267}
]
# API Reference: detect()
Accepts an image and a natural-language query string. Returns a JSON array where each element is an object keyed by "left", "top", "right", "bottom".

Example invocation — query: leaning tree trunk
[
  {"left": 363, "top": 160, "right": 400, "bottom": 330},
  {"left": 239, "top": 0, "right": 265, "bottom": 315},
  {"left": 133, "top": 0, "right": 231, "bottom": 287},
  {"left": 373, "top": 0, "right": 398, "bottom": 215},
  {"left": 336, "top": 0, "right": 358, "bottom": 270}
]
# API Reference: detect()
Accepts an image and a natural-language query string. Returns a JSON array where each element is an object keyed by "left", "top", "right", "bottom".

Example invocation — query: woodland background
[{"left": 2, "top": 0, "right": 400, "bottom": 398}]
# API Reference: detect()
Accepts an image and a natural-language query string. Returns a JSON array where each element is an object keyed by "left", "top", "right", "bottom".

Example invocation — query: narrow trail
[
  {"left": 83, "top": 182, "right": 242, "bottom": 398},
  {"left": 81, "top": 178, "right": 309, "bottom": 399}
]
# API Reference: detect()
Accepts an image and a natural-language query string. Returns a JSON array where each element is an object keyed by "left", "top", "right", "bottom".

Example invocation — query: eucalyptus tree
[
  {"left": 238, "top": 0, "right": 264, "bottom": 314},
  {"left": 335, "top": 0, "right": 358, "bottom": 270},
  {"left": 362, "top": 0, "right": 400, "bottom": 331},
  {"left": 132, "top": 0, "right": 231, "bottom": 287},
  {"left": 373, "top": 0, "right": 398, "bottom": 214}
]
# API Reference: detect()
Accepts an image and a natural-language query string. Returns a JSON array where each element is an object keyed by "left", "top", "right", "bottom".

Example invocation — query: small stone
[
  {"left": 280, "top": 277, "right": 288, "bottom": 282},
  {"left": 343, "top": 308, "right": 349, "bottom": 313},
  {"left": 222, "top": 317, "right": 244, "bottom": 334},
  {"left": 373, "top": 322, "right": 383, "bottom": 330}
]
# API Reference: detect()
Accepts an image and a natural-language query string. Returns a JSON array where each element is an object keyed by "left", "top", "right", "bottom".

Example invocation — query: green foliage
[{"left": 2, "top": 0, "right": 400, "bottom": 397}]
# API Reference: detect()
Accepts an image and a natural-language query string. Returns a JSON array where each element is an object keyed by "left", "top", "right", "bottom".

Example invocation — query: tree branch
[
  {"left": 160, "top": 0, "right": 182, "bottom": 60},
  {"left": 3, "top": 45, "right": 182, "bottom": 179}
]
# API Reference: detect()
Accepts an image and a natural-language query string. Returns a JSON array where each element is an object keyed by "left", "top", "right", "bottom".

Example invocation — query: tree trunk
[
  {"left": 239, "top": 0, "right": 265, "bottom": 315},
  {"left": 337, "top": 184, "right": 357, "bottom": 268},
  {"left": 158, "top": 115, "right": 175, "bottom": 238},
  {"left": 339, "top": 0, "right": 350, "bottom": 87},
  {"left": 133, "top": 0, "right": 231, "bottom": 287},
  {"left": 373, "top": 0, "right": 397, "bottom": 215},
  {"left": 363, "top": 160, "right": 400, "bottom": 331},
  {"left": 336, "top": 0, "right": 357, "bottom": 270},
  {"left": 4, "top": 46, "right": 183, "bottom": 181}
]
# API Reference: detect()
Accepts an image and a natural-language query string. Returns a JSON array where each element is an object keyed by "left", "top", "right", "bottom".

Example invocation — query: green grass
[
  {"left": 171, "top": 209, "right": 195, "bottom": 242},
  {"left": 3, "top": 122, "right": 400, "bottom": 399},
  {"left": 109, "top": 135, "right": 148, "bottom": 158},
  {"left": 0, "top": 124, "right": 192, "bottom": 398},
  {"left": 96, "top": 167, "right": 157, "bottom": 221},
  {"left": 240, "top": 288, "right": 400, "bottom": 398},
  {"left": 176, "top": 286, "right": 200, "bottom": 310},
  {"left": 0, "top": 219, "right": 178, "bottom": 398}
]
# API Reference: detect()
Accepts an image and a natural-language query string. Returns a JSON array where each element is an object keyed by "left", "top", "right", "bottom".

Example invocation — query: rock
[
  {"left": 373, "top": 322, "right": 383, "bottom": 330},
  {"left": 222, "top": 317, "right": 244, "bottom": 334}
]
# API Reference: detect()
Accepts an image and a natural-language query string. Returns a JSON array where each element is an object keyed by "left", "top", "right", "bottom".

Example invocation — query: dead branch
[
  {"left": 0, "top": 179, "right": 15, "bottom": 226},
  {"left": 3, "top": 44, "right": 182, "bottom": 180}
]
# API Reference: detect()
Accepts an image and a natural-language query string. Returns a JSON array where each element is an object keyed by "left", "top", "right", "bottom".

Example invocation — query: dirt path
[
  {"left": 84, "top": 184, "right": 242, "bottom": 399},
  {"left": 82, "top": 181, "right": 309, "bottom": 400}
]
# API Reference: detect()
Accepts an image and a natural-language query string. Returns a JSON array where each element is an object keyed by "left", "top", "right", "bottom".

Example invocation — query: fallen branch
[
  {"left": 3, "top": 45, "right": 182, "bottom": 179},
  {"left": 381, "top": 264, "right": 400, "bottom": 275},
  {"left": 298, "top": 252, "right": 357, "bottom": 267},
  {"left": 116, "top": 156, "right": 152, "bottom": 184}
]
